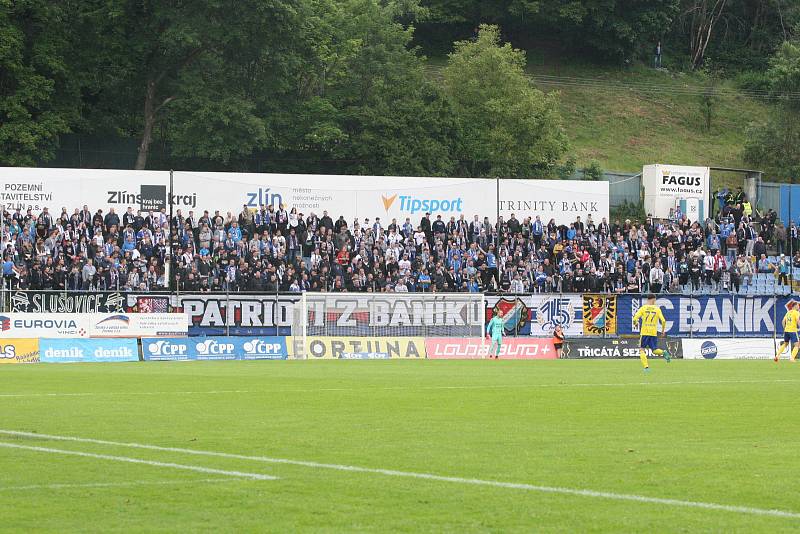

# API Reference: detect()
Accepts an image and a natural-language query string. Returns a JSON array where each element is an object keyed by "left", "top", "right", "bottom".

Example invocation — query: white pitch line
[
  {"left": 0, "top": 442, "right": 277, "bottom": 481},
  {"left": 0, "top": 478, "right": 236, "bottom": 492},
  {"left": 2, "top": 430, "right": 797, "bottom": 520},
  {"left": 1, "top": 378, "right": 798, "bottom": 398},
  {"left": 0, "top": 390, "right": 252, "bottom": 398}
]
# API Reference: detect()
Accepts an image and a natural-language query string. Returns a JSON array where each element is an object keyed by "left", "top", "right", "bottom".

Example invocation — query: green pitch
[{"left": 1, "top": 359, "right": 799, "bottom": 532}]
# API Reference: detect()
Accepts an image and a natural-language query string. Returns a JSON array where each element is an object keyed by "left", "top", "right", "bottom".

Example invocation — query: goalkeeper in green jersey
[{"left": 486, "top": 309, "right": 505, "bottom": 359}]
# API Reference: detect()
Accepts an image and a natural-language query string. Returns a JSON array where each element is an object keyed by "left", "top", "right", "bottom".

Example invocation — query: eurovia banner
[
  {"left": 289, "top": 336, "right": 427, "bottom": 360},
  {"left": 0, "top": 338, "right": 40, "bottom": 364},
  {"left": 582, "top": 295, "right": 617, "bottom": 336}
]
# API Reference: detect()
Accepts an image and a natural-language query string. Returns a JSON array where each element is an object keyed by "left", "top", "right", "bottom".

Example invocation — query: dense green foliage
[
  {"left": 0, "top": 0, "right": 795, "bottom": 176},
  {"left": 443, "top": 25, "right": 567, "bottom": 177},
  {"left": 745, "top": 40, "right": 800, "bottom": 181},
  {"left": 3, "top": 360, "right": 800, "bottom": 531}
]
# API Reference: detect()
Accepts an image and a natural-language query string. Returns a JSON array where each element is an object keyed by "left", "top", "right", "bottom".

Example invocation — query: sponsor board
[
  {"left": 157, "top": 293, "right": 298, "bottom": 336},
  {"left": 0, "top": 338, "right": 40, "bottom": 364},
  {"left": 643, "top": 164, "right": 709, "bottom": 220},
  {"left": 292, "top": 337, "right": 426, "bottom": 360},
  {"left": 142, "top": 336, "right": 287, "bottom": 361},
  {"left": 563, "top": 337, "right": 683, "bottom": 359},
  {"left": 0, "top": 313, "right": 89, "bottom": 338},
  {"left": 304, "top": 295, "right": 484, "bottom": 337},
  {"left": 582, "top": 294, "right": 617, "bottom": 336},
  {"left": 139, "top": 184, "right": 166, "bottom": 212},
  {"left": 618, "top": 295, "right": 799, "bottom": 337},
  {"left": 10, "top": 291, "right": 128, "bottom": 313},
  {"left": 0, "top": 312, "right": 185, "bottom": 339},
  {"left": 0, "top": 167, "right": 608, "bottom": 227},
  {"left": 89, "top": 313, "right": 187, "bottom": 338},
  {"left": 485, "top": 295, "right": 583, "bottom": 337},
  {"left": 682, "top": 339, "right": 777, "bottom": 360},
  {"left": 38, "top": 338, "right": 139, "bottom": 363},
  {"left": 425, "top": 337, "right": 557, "bottom": 360}
]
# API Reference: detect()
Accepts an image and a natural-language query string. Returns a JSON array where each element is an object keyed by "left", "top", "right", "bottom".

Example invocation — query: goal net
[{"left": 291, "top": 292, "right": 486, "bottom": 358}]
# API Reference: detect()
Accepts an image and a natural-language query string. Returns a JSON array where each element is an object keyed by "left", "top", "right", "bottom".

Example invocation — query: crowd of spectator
[{"left": 2, "top": 192, "right": 798, "bottom": 294}]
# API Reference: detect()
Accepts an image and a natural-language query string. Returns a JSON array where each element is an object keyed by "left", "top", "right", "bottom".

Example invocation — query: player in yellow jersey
[
  {"left": 774, "top": 301, "right": 800, "bottom": 362},
  {"left": 632, "top": 294, "right": 671, "bottom": 371}
]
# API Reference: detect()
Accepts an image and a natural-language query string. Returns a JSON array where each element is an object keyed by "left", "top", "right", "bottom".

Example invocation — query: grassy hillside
[{"left": 426, "top": 56, "right": 771, "bottom": 174}]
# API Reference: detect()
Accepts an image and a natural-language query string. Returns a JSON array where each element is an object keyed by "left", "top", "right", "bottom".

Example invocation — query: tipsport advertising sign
[{"left": 617, "top": 295, "right": 798, "bottom": 337}]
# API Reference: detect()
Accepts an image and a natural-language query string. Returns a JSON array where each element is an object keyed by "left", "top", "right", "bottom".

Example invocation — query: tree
[
  {"left": 744, "top": 40, "right": 800, "bottom": 180},
  {"left": 75, "top": 0, "right": 299, "bottom": 169},
  {"left": 0, "top": 0, "right": 80, "bottom": 166},
  {"left": 273, "top": 0, "right": 460, "bottom": 176},
  {"left": 682, "top": 0, "right": 729, "bottom": 70},
  {"left": 442, "top": 24, "right": 567, "bottom": 177}
]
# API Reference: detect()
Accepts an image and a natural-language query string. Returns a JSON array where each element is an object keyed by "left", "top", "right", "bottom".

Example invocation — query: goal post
[{"left": 291, "top": 292, "right": 486, "bottom": 359}]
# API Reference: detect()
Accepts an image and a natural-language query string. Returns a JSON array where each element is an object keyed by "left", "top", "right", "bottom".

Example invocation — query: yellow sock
[
  {"left": 640, "top": 349, "right": 649, "bottom": 369},
  {"left": 776, "top": 343, "right": 788, "bottom": 360},
  {"left": 792, "top": 346, "right": 799, "bottom": 362},
  {"left": 653, "top": 349, "right": 663, "bottom": 356}
]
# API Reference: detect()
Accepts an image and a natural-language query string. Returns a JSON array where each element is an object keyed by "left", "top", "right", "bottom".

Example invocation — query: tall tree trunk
[
  {"left": 688, "top": 0, "right": 728, "bottom": 70},
  {"left": 135, "top": 80, "right": 156, "bottom": 170}
]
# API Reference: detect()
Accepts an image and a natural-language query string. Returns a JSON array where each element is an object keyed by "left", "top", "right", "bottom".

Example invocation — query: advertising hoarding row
[
  {"left": 0, "top": 167, "right": 609, "bottom": 226},
  {"left": 0, "top": 335, "right": 789, "bottom": 363},
  {"left": 6, "top": 291, "right": 796, "bottom": 338}
]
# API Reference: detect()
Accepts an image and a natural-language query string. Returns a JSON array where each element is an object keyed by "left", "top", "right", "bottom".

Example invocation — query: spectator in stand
[{"left": 1, "top": 200, "right": 772, "bottom": 296}]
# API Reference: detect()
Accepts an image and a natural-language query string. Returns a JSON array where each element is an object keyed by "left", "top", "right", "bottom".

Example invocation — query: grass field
[{"left": 2, "top": 359, "right": 799, "bottom": 532}]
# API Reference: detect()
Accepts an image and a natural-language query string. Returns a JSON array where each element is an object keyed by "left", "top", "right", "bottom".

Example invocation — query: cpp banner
[
  {"left": 142, "top": 336, "right": 287, "bottom": 361},
  {"left": 39, "top": 338, "right": 139, "bottom": 363},
  {"left": 617, "top": 295, "right": 798, "bottom": 337}
]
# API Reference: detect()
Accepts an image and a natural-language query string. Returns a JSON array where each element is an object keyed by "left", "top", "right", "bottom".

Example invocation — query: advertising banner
[
  {"left": 617, "top": 295, "right": 797, "bottom": 337},
  {"left": 485, "top": 294, "right": 583, "bottom": 337},
  {"left": 294, "top": 337, "right": 426, "bottom": 360},
  {"left": 148, "top": 293, "right": 299, "bottom": 336},
  {"left": 142, "top": 336, "right": 288, "bottom": 361},
  {"left": 9, "top": 291, "right": 128, "bottom": 313},
  {"left": 563, "top": 337, "right": 682, "bottom": 359},
  {"left": 0, "top": 314, "right": 89, "bottom": 338},
  {"left": 498, "top": 179, "right": 609, "bottom": 226},
  {"left": 0, "top": 338, "right": 40, "bottom": 364},
  {"left": 643, "top": 164, "right": 709, "bottom": 220},
  {"left": 88, "top": 313, "right": 187, "bottom": 338},
  {"left": 39, "top": 338, "right": 139, "bottom": 363},
  {"left": 304, "top": 294, "right": 484, "bottom": 337},
  {"left": 582, "top": 294, "right": 617, "bottom": 336},
  {"left": 425, "top": 337, "right": 557, "bottom": 360},
  {"left": 0, "top": 167, "right": 608, "bottom": 227},
  {"left": 682, "top": 339, "right": 777, "bottom": 360},
  {"left": 139, "top": 184, "right": 167, "bottom": 212}
]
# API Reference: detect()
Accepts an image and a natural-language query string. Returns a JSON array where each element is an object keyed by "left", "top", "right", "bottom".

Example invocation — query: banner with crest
[{"left": 582, "top": 294, "right": 617, "bottom": 336}]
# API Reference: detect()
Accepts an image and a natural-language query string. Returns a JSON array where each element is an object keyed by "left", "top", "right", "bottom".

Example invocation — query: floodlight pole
[{"left": 169, "top": 169, "right": 175, "bottom": 292}]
